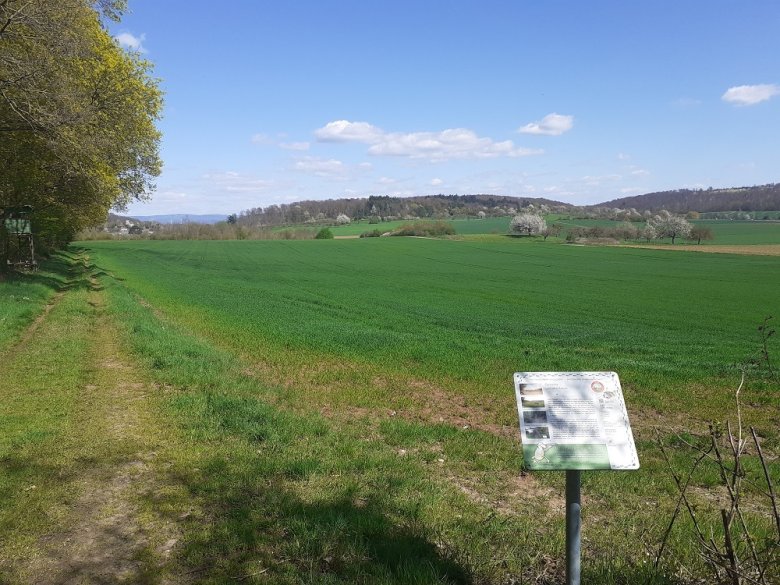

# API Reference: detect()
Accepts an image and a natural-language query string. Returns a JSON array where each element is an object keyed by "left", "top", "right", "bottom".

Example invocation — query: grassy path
[{"left": 0, "top": 255, "right": 186, "bottom": 583}]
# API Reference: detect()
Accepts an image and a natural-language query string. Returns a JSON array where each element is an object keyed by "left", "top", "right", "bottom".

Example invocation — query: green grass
[
  {"left": 0, "top": 257, "right": 70, "bottom": 350},
  {"left": 691, "top": 220, "right": 780, "bottom": 245},
  {"left": 2, "top": 245, "right": 777, "bottom": 583},
  {"left": 329, "top": 219, "right": 408, "bottom": 236},
  {"left": 330, "top": 217, "right": 512, "bottom": 237},
  {"left": 0, "top": 255, "right": 134, "bottom": 573},
  {"left": 98, "top": 265, "right": 698, "bottom": 584},
  {"left": 89, "top": 240, "right": 778, "bottom": 583},
  {"left": 83, "top": 238, "right": 779, "bottom": 422}
]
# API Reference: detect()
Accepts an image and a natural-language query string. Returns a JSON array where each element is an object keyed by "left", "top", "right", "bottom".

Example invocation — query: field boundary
[{"left": 621, "top": 243, "right": 780, "bottom": 255}]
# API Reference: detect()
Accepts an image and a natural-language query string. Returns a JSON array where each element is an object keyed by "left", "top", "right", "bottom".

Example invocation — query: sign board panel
[
  {"left": 3, "top": 218, "right": 31, "bottom": 234},
  {"left": 514, "top": 372, "right": 639, "bottom": 470}
]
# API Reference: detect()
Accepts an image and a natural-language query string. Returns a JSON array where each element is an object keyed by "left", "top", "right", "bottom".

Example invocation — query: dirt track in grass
[{"left": 3, "top": 270, "right": 187, "bottom": 584}]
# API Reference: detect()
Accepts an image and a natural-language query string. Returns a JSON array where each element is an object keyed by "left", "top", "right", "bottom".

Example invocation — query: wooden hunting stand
[{"left": 1, "top": 205, "right": 37, "bottom": 271}]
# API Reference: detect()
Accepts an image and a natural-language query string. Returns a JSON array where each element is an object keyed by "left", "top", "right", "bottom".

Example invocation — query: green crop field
[
  {"left": 1, "top": 239, "right": 778, "bottom": 584},
  {"left": 692, "top": 220, "right": 780, "bottom": 245},
  {"left": 329, "top": 216, "right": 512, "bottom": 237},
  {"left": 83, "top": 238, "right": 778, "bottom": 405},
  {"left": 331, "top": 216, "right": 780, "bottom": 245}
]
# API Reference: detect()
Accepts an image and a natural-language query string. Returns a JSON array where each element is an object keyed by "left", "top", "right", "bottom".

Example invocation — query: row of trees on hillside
[
  {"left": 597, "top": 184, "right": 780, "bottom": 213},
  {"left": 232, "top": 185, "right": 780, "bottom": 231},
  {"left": 0, "top": 0, "right": 162, "bottom": 272},
  {"left": 235, "top": 195, "right": 570, "bottom": 227},
  {"left": 510, "top": 209, "right": 713, "bottom": 244}
]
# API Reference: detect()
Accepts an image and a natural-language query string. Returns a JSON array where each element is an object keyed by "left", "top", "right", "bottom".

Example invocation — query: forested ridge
[
  {"left": 597, "top": 183, "right": 780, "bottom": 213},
  {"left": 235, "top": 194, "right": 569, "bottom": 226}
]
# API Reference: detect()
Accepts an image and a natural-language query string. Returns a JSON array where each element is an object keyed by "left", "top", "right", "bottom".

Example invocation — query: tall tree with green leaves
[{"left": 0, "top": 0, "right": 161, "bottom": 267}]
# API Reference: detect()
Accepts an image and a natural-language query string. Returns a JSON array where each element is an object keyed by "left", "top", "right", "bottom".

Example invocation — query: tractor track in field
[
  {"left": 3, "top": 253, "right": 91, "bottom": 361},
  {"left": 11, "top": 266, "right": 188, "bottom": 584},
  {"left": 3, "top": 289, "right": 65, "bottom": 362}
]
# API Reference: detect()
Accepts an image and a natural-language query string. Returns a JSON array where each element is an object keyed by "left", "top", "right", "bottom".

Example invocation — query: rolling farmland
[
  {"left": 85, "top": 238, "right": 778, "bottom": 409},
  {"left": 1, "top": 238, "right": 778, "bottom": 584}
]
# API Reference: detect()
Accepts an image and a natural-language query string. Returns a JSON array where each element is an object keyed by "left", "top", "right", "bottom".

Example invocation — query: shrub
[
  {"left": 391, "top": 221, "right": 456, "bottom": 237},
  {"left": 315, "top": 228, "right": 334, "bottom": 239},
  {"left": 360, "top": 230, "right": 383, "bottom": 238}
]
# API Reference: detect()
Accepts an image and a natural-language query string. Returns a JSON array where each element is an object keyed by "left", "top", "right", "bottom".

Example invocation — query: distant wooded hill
[
  {"left": 104, "top": 183, "right": 780, "bottom": 229},
  {"left": 596, "top": 184, "right": 780, "bottom": 213},
  {"left": 235, "top": 194, "right": 569, "bottom": 227}
]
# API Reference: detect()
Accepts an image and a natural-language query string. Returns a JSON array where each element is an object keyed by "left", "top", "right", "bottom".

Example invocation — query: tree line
[
  {"left": 235, "top": 194, "right": 569, "bottom": 227},
  {"left": 597, "top": 184, "right": 780, "bottom": 214},
  {"left": 0, "top": 0, "right": 162, "bottom": 273}
]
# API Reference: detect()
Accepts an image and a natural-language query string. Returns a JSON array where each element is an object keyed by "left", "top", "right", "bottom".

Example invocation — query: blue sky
[{"left": 112, "top": 1, "right": 780, "bottom": 215}]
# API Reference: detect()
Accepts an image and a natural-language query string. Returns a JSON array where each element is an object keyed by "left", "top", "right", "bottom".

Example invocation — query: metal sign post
[
  {"left": 513, "top": 372, "right": 639, "bottom": 584},
  {"left": 565, "top": 470, "right": 581, "bottom": 585}
]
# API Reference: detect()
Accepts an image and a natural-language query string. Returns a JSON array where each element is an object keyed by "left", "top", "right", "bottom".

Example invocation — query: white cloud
[
  {"left": 202, "top": 171, "right": 275, "bottom": 193},
  {"left": 314, "top": 120, "right": 542, "bottom": 161},
  {"left": 631, "top": 168, "right": 650, "bottom": 177},
  {"left": 279, "top": 141, "right": 310, "bottom": 151},
  {"left": 377, "top": 176, "right": 397, "bottom": 185},
  {"left": 114, "top": 31, "right": 147, "bottom": 53},
  {"left": 518, "top": 113, "right": 574, "bottom": 136},
  {"left": 722, "top": 84, "right": 780, "bottom": 106},
  {"left": 582, "top": 174, "right": 621, "bottom": 186},
  {"left": 314, "top": 120, "right": 383, "bottom": 143},
  {"left": 617, "top": 152, "right": 630, "bottom": 161},
  {"left": 250, "top": 133, "right": 272, "bottom": 144},
  {"left": 430, "top": 178, "right": 444, "bottom": 187},
  {"left": 368, "top": 128, "right": 541, "bottom": 160},
  {"left": 292, "top": 156, "right": 348, "bottom": 178}
]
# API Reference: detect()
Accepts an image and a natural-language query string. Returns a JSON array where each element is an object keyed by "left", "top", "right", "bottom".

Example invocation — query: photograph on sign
[{"left": 513, "top": 372, "right": 639, "bottom": 470}]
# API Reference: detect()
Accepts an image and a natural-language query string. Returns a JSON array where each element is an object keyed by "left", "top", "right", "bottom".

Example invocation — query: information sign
[{"left": 514, "top": 372, "right": 639, "bottom": 470}]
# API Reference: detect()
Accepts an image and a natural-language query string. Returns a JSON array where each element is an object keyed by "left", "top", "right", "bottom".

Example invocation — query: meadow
[
  {"left": 329, "top": 215, "right": 780, "bottom": 246},
  {"left": 1, "top": 238, "right": 778, "bottom": 584},
  {"left": 329, "top": 217, "right": 512, "bottom": 237},
  {"left": 84, "top": 238, "right": 779, "bottom": 412}
]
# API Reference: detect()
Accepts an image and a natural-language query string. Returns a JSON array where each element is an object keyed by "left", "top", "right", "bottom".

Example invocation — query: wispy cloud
[
  {"left": 722, "top": 84, "right": 780, "bottom": 106},
  {"left": 279, "top": 141, "right": 310, "bottom": 151},
  {"left": 202, "top": 171, "right": 275, "bottom": 193},
  {"left": 114, "top": 31, "right": 147, "bottom": 53},
  {"left": 518, "top": 113, "right": 574, "bottom": 136},
  {"left": 250, "top": 133, "right": 272, "bottom": 144},
  {"left": 292, "top": 157, "right": 347, "bottom": 178},
  {"left": 581, "top": 174, "right": 621, "bottom": 186},
  {"left": 314, "top": 120, "right": 542, "bottom": 161}
]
